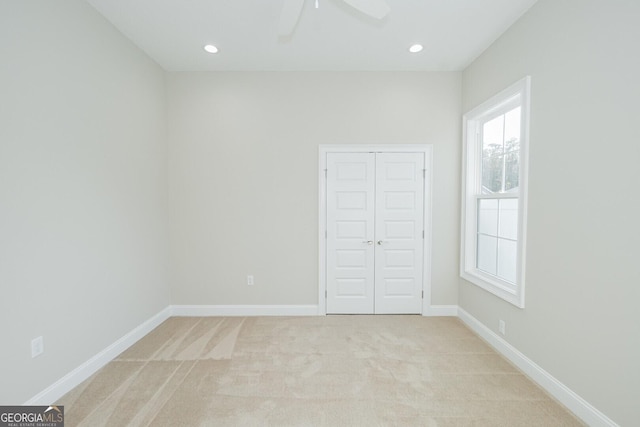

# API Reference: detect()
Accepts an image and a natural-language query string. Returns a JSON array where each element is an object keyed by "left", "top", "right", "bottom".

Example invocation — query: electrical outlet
[
  {"left": 31, "top": 336, "right": 44, "bottom": 358},
  {"left": 247, "top": 275, "right": 254, "bottom": 286},
  {"left": 499, "top": 320, "right": 506, "bottom": 336}
]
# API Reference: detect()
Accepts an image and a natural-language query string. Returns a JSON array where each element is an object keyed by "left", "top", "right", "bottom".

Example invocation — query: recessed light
[
  {"left": 409, "top": 44, "right": 423, "bottom": 53},
  {"left": 204, "top": 44, "right": 219, "bottom": 54}
]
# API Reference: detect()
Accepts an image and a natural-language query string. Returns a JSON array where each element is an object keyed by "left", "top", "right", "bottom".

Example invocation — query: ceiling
[{"left": 86, "top": 0, "right": 538, "bottom": 72}]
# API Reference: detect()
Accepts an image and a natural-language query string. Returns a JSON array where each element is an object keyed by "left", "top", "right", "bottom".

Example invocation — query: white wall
[
  {"left": 461, "top": 1, "right": 640, "bottom": 425},
  {"left": 166, "top": 72, "right": 461, "bottom": 307},
  {"left": 0, "top": 1, "right": 170, "bottom": 404}
]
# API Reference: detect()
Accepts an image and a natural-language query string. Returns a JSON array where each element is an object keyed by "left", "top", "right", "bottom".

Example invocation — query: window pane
[
  {"left": 497, "top": 238, "right": 517, "bottom": 284},
  {"left": 478, "top": 199, "right": 498, "bottom": 236},
  {"left": 482, "top": 155, "right": 503, "bottom": 193},
  {"left": 504, "top": 107, "right": 521, "bottom": 152},
  {"left": 477, "top": 235, "right": 497, "bottom": 275},
  {"left": 505, "top": 152, "right": 519, "bottom": 192},
  {"left": 483, "top": 115, "right": 504, "bottom": 155},
  {"left": 505, "top": 137, "right": 520, "bottom": 154},
  {"left": 498, "top": 199, "right": 518, "bottom": 240}
]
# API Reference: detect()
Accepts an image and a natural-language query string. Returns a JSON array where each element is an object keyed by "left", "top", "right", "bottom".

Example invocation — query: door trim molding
[{"left": 318, "top": 144, "right": 433, "bottom": 315}]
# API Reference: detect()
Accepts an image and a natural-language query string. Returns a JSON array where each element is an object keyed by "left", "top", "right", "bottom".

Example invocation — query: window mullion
[{"left": 477, "top": 193, "right": 518, "bottom": 200}]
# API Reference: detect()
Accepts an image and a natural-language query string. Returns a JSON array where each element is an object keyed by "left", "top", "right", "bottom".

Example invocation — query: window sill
[{"left": 461, "top": 269, "right": 525, "bottom": 308}]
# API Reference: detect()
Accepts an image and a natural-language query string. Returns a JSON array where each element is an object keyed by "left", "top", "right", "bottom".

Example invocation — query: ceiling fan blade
[
  {"left": 341, "top": 0, "right": 390, "bottom": 20},
  {"left": 278, "top": 0, "right": 306, "bottom": 37}
]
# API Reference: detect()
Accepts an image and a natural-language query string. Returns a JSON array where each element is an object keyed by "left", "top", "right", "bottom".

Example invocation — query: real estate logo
[{"left": 0, "top": 406, "right": 64, "bottom": 427}]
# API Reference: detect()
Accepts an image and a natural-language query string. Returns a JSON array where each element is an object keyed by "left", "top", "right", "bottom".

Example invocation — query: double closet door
[{"left": 326, "top": 152, "right": 425, "bottom": 314}]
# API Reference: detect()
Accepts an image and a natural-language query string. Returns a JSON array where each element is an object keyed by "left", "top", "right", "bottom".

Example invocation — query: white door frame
[{"left": 319, "top": 144, "right": 433, "bottom": 315}]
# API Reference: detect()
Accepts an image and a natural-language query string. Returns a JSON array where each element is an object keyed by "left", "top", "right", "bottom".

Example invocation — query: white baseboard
[
  {"left": 423, "top": 305, "right": 459, "bottom": 317},
  {"left": 170, "top": 305, "right": 320, "bottom": 317},
  {"left": 457, "top": 308, "right": 618, "bottom": 427},
  {"left": 25, "top": 306, "right": 171, "bottom": 405}
]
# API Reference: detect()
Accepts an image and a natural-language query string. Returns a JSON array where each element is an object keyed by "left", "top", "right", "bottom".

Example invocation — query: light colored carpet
[{"left": 59, "top": 316, "right": 584, "bottom": 426}]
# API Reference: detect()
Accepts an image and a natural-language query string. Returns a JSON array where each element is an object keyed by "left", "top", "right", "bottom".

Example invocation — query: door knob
[
  {"left": 363, "top": 240, "right": 374, "bottom": 245},
  {"left": 377, "top": 240, "right": 384, "bottom": 245}
]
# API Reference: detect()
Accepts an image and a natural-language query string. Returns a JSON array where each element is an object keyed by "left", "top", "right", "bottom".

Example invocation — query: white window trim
[{"left": 460, "top": 77, "right": 531, "bottom": 308}]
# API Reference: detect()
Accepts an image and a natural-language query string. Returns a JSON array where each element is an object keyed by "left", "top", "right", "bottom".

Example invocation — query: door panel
[
  {"left": 382, "top": 278, "right": 415, "bottom": 296},
  {"left": 374, "top": 153, "right": 424, "bottom": 314},
  {"left": 326, "top": 153, "right": 375, "bottom": 314},
  {"left": 326, "top": 151, "right": 424, "bottom": 314}
]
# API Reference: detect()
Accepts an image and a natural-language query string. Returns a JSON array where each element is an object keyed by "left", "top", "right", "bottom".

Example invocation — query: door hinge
[
  {"left": 325, "top": 230, "right": 328, "bottom": 239},
  {"left": 422, "top": 230, "right": 425, "bottom": 239},
  {"left": 325, "top": 290, "right": 328, "bottom": 298},
  {"left": 422, "top": 290, "right": 424, "bottom": 299},
  {"left": 423, "top": 168, "right": 426, "bottom": 178},
  {"left": 324, "top": 168, "right": 328, "bottom": 178}
]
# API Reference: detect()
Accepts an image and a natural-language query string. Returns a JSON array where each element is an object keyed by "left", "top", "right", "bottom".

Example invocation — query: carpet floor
[{"left": 59, "top": 316, "right": 584, "bottom": 426}]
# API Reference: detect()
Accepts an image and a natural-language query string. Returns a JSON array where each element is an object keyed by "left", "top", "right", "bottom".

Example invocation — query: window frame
[{"left": 461, "top": 77, "right": 531, "bottom": 308}]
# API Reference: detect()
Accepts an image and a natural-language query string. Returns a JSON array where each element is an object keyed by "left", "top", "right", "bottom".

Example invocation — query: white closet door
[
  {"left": 326, "top": 151, "right": 424, "bottom": 315},
  {"left": 326, "top": 153, "right": 376, "bottom": 314},
  {"left": 374, "top": 153, "right": 424, "bottom": 314}
]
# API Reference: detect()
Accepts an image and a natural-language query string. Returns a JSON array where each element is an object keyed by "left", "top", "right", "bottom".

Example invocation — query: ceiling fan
[{"left": 278, "top": 0, "right": 390, "bottom": 37}]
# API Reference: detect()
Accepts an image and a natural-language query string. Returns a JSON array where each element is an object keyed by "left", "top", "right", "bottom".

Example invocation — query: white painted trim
[
  {"left": 25, "top": 306, "right": 171, "bottom": 405},
  {"left": 458, "top": 308, "right": 619, "bottom": 427},
  {"left": 170, "top": 305, "right": 319, "bottom": 317},
  {"left": 319, "top": 144, "right": 434, "bottom": 153},
  {"left": 460, "top": 76, "right": 531, "bottom": 309},
  {"left": 421, "top": 147, "right": 434, "bottom": 315},
  {"left": 319, "top": 144, "right": 433, "bottom": 315},
  {"left": 318, "top": 148, "right": 328, "bottom": 315},
  {"left": 423, "top": 305, "right": 458, "bottom": 317}
]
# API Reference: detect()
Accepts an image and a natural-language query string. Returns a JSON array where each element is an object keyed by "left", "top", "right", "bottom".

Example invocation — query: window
[{"left": 461, "top": 77, "right": 530, "bottom": 308}]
